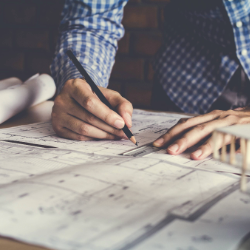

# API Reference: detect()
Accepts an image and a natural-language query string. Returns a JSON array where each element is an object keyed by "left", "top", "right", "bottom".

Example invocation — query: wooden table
[
  {"left": 0, "top": 101, "right": 53, "bottom": 250},
  {"left": 0, "top": 101, "right": 54, "bottom": 129}
]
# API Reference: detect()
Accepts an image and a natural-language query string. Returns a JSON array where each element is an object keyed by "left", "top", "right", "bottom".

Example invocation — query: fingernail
[
  {"left": 153, "top": 138, "right": 164, "bottom": 147},
  {"left": 168, "top": 144, "right": 179, "bottom": 152},
  {"left": 192, "top": 149, "right": 202, "bottom": 158},
  {"left": 114, "top": 119, "right": 125, "bottom": 129},
  {"left": 124, "top": 113, "right": 132, "bottom": 127}
]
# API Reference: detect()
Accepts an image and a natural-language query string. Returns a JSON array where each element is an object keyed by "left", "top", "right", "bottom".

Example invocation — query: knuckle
[
  {"left": 78, "top": 135, "right": 86, "bottom": 141},
  {"left": 86, "top": 114, "right": 96, "bottom": 124},
  {"left": 103, "top": 111, "right": 113, "bottom": 123},
  {"left": 225, "top": 114, "right": 238, "bottom": 121},
  {"left": 126, "top": 100, "right": 133, "bottom": 109},
  {"left": 178, "top": 118, "right": 189, "bottom": 124},
  {"left": 54, "top": 96, "right": 64, "bottom": 108},
  {"left": 79, "top": 124, "right": 89, "bottom": 135},
  {"left": 165, "top": 130, "right": 173, "bottom": 139},
  {"left": 178, "top": 137, "right": 188, "bottom": 145},
  {"left": 52, "top": 124, "right": 63, "bottom": 135},
  {"left": 72, "top": 78, "right": 81, "bottom": 87},
  {"left": 121, "top": 97, "right": 133, "bottom": 110},
  {"left": 82, "top": 96, "right": 94, "bottom": 109},
  {"left": 105, "top": 133, "right": 114, "bottom": 140},
  {"left": 72, "top": 79, "right": 87, "bottom": 95},
  {"left": 108, "top": 91, "right": 122, "bottom": 103},
  {"left": 178, "top": 118, "right": 191, "bottom": 128},
  {"left": 219, "top": 110, "right": 234, "bottom": 119},
  {"left": 196, "top": 124, "right": 206, "bottom": 131},
  {"left": 113, "top": 90, "right": 121, "bottom": 99},
  {"left": 219, "top": 111, "right": 227, "bottom": 118},
  {"left": 211, "top": 109, "right": 221, "bottom": 115}
]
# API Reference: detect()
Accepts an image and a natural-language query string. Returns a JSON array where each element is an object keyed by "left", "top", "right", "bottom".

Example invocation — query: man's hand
[
  {"left": 153, "top": 108, "right": 250, "bottom": 160},
  {"left": 52, "top": 79, "right": 133, "bottom": 141}
]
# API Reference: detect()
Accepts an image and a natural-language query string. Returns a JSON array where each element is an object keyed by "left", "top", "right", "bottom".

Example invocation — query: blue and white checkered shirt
[
  {"left": 50, "top": 0, "right": 250, "bottom": 114},
  {"left": 50, "top": 0, "right": 128, "bottom": 94}
]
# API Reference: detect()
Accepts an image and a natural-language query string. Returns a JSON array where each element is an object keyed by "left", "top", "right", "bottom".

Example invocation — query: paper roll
[
  {"left": 0, "top": 77, "right": 22, "bottom": 91},
  {"left": 0, "top": 74, "right": 56, "bottom": 124}
]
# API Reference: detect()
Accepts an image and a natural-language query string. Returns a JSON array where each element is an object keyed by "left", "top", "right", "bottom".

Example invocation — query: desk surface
[
  {"left": 0, "top": 101, "right": 54, "bottom": 129},
  {"left": 0, "top": 101, "right": 53, "bottom": 250}
]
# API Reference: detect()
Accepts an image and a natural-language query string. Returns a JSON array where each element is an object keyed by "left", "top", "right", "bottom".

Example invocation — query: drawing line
[
  {"left": 3, "top": 140, "right": 57, "bottom": 149},
  {"left": 115, "top": 182, "right": 239, "bottom": 250}
]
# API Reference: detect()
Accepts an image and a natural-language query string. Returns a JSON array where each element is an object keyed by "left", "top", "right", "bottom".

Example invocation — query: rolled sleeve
[{"left": 50, "top": 0, "right": 128, "bottom": 94}]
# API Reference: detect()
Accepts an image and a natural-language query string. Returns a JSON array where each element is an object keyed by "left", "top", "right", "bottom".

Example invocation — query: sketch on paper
[{"left": 0, "top": 110, "right": 249, "bottom": 250}]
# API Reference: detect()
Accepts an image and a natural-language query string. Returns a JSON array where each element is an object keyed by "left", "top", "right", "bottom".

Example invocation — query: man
[{"left": 50, "top": 0, "right": 250, "bottom": 160}]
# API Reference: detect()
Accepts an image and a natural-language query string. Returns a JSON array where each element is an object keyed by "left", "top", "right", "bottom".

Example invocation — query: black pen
[{"left": 66, "top": 50, "right": 138, "bottom": 146}]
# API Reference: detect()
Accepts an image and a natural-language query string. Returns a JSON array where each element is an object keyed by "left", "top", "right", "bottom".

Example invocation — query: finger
[
  {"left": 191, "top": 134, "right": 232, "bottom": 160},
  {"left": 53, "top": 126, "right": 93, "bottom": 141},
  {"left": 102, "top": 88, "right": 133, "bottom": 128},
  {"left": 64, "top": 99, "right": 126, "bottom": 138},
  {"left": 166, "top": 114, "right": 240, "bottom": 155},
  {"left": 59, "top": 113, "right": 120, "bottom": 140},
  {"left": 116, "top": 99, "right": 133, "bottom": 128},
  {"left": 70, "top": 79, "right": 125, "bottom": 129},
  {"left": 234, "top": 107, "right": 245, "bottom": 111},
  {"left": 153, "top": 110, "right": 222, "bottom": 147}
]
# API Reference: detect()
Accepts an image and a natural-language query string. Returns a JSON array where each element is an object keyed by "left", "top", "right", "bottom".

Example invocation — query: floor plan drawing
[{"left": 0, "top": 110, "right": 249, "bottom": 250}]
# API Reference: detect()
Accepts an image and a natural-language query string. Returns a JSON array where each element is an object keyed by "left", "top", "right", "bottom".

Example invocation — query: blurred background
[{"left": 0, "top": 0, "right": 170, "bottom": 109}]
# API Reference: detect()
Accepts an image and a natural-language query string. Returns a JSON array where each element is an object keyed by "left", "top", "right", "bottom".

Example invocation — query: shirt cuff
[{"left": 57, "top": 58, "right": 107, "bottom": 95}]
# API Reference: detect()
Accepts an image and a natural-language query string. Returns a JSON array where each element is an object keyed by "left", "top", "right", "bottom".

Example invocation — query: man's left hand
[{"left": 153, "top": 107, "right": 250, "bottom": 160}]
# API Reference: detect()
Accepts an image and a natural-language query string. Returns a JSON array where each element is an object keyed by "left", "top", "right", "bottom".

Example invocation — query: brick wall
[
  {"left": 0, "top": 0, "right": 170, "bottom": 109},
  {"left": 0, "top": 0, "right": 63, "bottom": 80}
]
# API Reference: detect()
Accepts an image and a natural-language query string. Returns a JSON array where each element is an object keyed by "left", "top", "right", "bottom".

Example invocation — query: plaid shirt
[{"left": 51, "top": 0, "right": 250, "bottom": 114}]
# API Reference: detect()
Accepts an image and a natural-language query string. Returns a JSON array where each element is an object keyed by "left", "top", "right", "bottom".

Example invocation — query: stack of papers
[{"left": 0, "top": 110, "right": 249, "bottom": 250}]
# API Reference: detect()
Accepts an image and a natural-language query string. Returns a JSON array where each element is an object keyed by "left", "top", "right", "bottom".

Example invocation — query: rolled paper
[
  {"left": 0, "top": 74, "right": 56, "bottom": 124},
  {"left": 0, "top": 77, "right": 22, "bottom": 91}
]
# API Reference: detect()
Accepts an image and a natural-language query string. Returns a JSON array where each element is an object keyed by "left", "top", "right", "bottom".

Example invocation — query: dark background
[{"left": 0, "top": 0, "right": 170, "bottom": 109}]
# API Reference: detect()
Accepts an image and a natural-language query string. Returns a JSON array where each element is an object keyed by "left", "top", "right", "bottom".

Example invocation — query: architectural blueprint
[{"left": 0, "top": 110, "right": 249, "bottom": 250}]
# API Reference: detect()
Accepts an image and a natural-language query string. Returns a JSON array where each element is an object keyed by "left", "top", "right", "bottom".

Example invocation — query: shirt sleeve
[{"left": 50, "top": 0, "right": 128, "bottom": 94}]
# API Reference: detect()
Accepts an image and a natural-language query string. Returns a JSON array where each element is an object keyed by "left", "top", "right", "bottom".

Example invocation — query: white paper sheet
[
  {"left": 133, "top": 183, "right": 250, "bottom": 250},
  {"left": 0, "top": 110, "right": 242, "bottom": 175},
  {"left": 0, "top": 141, "right": 111, "bottom": 186},
  {"left": 0, "top": 74, "right": 56, "bottom": 124},
  {"left": 0, "top": 110, "right": 248, "bottom": 250},
  {"left": 0, "top": 158, "right": 239, "bottom": 250},
  {"left": 0, "top": 110, "right": 189, "bottom": 154}
]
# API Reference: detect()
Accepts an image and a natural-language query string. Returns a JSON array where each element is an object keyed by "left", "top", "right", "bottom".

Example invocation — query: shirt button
[
  {"left": 236, "top": 21, "right": 242, "bottom": 28},
  {"left": 242, "top": 49, "right": 248, "bottom": 56}
]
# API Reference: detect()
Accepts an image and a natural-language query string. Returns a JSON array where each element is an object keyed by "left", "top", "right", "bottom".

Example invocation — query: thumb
[
  {"left": 117, "top": 99, "right": 133, "bottom": 128},
  {"left": 101, "top": 87, "right": 133, "bottom": 128}
]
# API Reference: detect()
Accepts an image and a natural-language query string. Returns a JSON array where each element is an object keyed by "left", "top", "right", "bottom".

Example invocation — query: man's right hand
[{"left": 51, "top": 79, "right": 133, "bottom": 141}]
